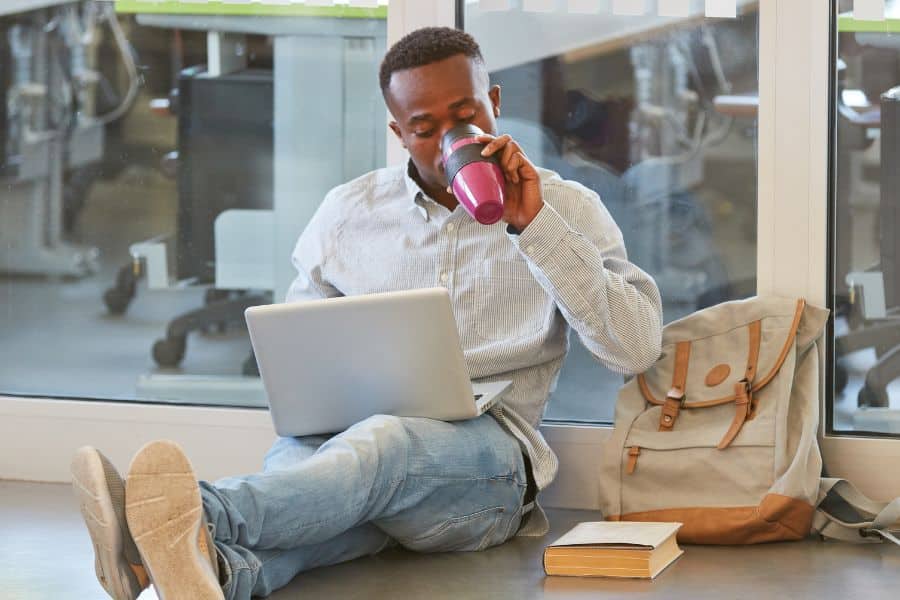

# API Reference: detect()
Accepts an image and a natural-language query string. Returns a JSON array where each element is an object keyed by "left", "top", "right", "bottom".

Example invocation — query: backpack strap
[
  {"left": 658, "top": 341, "right": 691, "bottom": 431},
  {"left": 812, "top": 478, "right": 900, "bottom": 546},
  {"left": 717, "top": 319, "right": 763, "bottom": 449},
  {"left": 745, "top": 319, "right": 762, "bottom": 418},
  {"left": 639, "top": 299, "right": 807, "bottom": 409},
  {"left": 717, "top": 379, "right": 752, "bottom": 449}
]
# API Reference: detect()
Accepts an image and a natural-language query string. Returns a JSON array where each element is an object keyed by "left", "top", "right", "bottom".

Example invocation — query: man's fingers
[
  {"left": 480, "top": 134, "right": 511, "bottom": 157},
  {"left": 500, "top": 140, "right": 524, "bottom": 172},
  {"left": 503, "top": 148, "right": 521, "bottom": 184},
  {"left": 500, "top": 140, "right": 517, "bottom": 165},
  {"left": 501, "top": 139, "right": 527, "bottom": 163},
  {"left": 504, "top": 147, "right": 536, "bottom": 185},
  {"left": 471, "top": 134, "right": 535, "bottom": 184}
]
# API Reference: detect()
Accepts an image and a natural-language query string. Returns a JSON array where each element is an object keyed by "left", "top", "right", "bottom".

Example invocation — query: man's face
[{"left": 386, "top": 54, "right": 501, "bottom": 193}]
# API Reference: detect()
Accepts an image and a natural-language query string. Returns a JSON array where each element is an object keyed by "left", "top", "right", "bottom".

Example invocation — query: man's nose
[
  {"left": 436, "top": 127, "right": 454, "bottom": 172},
  {"left": 437, "top": 123, "right": 458, "bottom": 146}
]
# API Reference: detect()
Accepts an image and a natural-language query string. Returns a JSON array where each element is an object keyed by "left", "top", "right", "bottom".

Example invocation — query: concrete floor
[{"left": 3, "top": 479, "right": 899, "bottom": 600}]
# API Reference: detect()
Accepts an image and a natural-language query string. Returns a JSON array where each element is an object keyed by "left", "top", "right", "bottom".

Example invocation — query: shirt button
[
  {"left": 440, "top": 272, "right": 449, "bottom": 283},
  {"left": 446, "top": 223, "right": 455, "bottom": 233}
]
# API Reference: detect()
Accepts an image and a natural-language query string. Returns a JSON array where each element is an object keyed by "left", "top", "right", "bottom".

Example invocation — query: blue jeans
[{"left": 199, "top": 413, "right": 528, "bottom": 599}]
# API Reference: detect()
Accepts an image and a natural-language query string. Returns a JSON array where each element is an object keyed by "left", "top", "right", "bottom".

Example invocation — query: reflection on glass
[
  {"left": 0, "top": 2, "right": 386, "bottom": 406},
  {"left": 464, "top": 1, "right": 759, "bottom": 422},
  {"left": 832, "top": 0, "right": 900, "bottom": 435}
]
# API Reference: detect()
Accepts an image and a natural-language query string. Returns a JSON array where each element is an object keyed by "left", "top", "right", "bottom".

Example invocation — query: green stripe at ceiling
[
  {"left": 838, "top": 14, "right": 900, "bottom": 33},
  {"left": 115, "top": 1, "right": 387, "bottom": 19}
]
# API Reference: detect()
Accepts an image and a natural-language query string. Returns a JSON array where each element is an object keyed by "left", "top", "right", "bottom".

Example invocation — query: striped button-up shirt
[{"left": 286, "top": 162, "right": 663, "bottom": 535}]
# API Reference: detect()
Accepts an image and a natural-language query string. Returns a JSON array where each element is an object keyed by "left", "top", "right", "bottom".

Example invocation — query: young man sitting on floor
[{"left": 71, "top": 27, "right": 662, "bottom": 600}]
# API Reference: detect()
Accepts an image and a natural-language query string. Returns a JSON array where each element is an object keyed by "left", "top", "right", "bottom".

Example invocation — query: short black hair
[{"left": 379, "top": 27, "right": 484, "bottom": 95}]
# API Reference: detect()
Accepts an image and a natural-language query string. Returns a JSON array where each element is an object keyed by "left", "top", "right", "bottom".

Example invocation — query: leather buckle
[
  {"left": 737, "top": 378, "right": 753, "bottom": 416},
  {"left": 666, "top": 387, "right": 686, "bottom": 406},
  {"left": 659, "top": 389, "right": 686, "bottom": 431},
  {"left": 718, "top": 379, "right": 754, "bottom": 450}
]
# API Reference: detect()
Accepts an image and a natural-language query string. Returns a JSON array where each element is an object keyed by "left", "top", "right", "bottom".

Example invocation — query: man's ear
[
  {"left": 489, "top": 84, "right": 501, "bottom": 118},
  {"left": 388, "top": 121, "right": 407, "bottom": 149}
]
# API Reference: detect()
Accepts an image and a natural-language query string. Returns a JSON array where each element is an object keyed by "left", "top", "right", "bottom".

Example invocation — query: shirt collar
[
  {"left": 403, "top": 160, "right": 472, "bottom": 224},
  {"left": 403, "top": 160, "right": 433, "bottom": 220}
]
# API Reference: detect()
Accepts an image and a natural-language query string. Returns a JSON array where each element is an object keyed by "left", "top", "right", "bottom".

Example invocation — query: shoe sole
[
  {"left": 71, "top": 447, "right": 143, "bottom": 600},
  {"left": 125, "top": 440, "right": 223, "bottom": 600}
]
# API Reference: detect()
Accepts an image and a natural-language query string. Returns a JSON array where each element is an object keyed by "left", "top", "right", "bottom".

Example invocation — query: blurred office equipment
[
  {"left": 0, "top": 0, "right": 136, "bottom": 278},
  {"left": 494, "top": 21, "right": 750, "bottom": 311},
  {"left": 619, "top": 26, "right": 739, "bottom": 308},
  {"left": 839, "top": 86, "right": 900, "bottom": 410},
  {"left": 832, "top": 6, "right": 900, "bottom": 420},
  {"left": 104, "top": 66, "right": 275, "bottom": 371},
  {"left": 102, "top": 4, "right": 386, "bottom": 378}
]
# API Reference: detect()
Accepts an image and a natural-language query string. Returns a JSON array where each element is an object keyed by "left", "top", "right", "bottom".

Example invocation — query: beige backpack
[{"left": 598, "top": 296, "right": 900, "bottom": 545}]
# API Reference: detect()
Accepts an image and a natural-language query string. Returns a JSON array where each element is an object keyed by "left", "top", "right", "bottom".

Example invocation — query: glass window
[
  {"left": 831, "top": 0, "right": 900, "bottom": 436},
  {"left": 462, "top": 0, "right": 759, "bottom": 423},
  {"left": 0, "top": 1, "right": 387, "bottom": 406}
]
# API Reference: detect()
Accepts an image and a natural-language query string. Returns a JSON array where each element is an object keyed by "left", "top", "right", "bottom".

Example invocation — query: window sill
[{"left": 0, "top": 395, "right": 611, "bottom": 510}]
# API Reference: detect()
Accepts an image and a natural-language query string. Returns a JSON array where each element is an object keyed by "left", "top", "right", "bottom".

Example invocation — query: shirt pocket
[{"left": 475, "top": 259, "right": 552, "bottom": 343}]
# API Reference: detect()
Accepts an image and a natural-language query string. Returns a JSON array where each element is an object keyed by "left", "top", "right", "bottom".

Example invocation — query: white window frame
[
  {"left": 3, "top": 0, "right": 900, "bottom": 507},
  {"left": 785, "top": 0, "right": 900, "bottom": 501}
]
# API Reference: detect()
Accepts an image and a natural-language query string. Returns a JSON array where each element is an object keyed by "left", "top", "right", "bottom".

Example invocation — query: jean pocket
[{"left": 397, "top": 506, "right": 506, "bottom": 553}]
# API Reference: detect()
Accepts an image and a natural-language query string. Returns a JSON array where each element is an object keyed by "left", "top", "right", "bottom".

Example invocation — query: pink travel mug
[{"left": 441, "top": 124, "right": 506, "bottom": 225}]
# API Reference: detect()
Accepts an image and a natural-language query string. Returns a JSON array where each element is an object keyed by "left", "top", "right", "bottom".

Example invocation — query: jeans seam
[
  {"left": 274, "top": 473, "right": 407, "bottom": 540},
  {"left": 272, "top": 473, "right": 401, "bottom": 538},
  {"left": 395, "top": 505, "right": 507, "bottom": 551},
  {"left": 252, "top": 549, "right": 289, "bottom": 575},
  {"left": 278, "top": 502, "right": 367, "bottom": 538},
  {"left": 475, "top": 509, "right": 505, "bottom": 551},
  {"left": 408, "top": 474, "right": 519, "bottom": 482}
]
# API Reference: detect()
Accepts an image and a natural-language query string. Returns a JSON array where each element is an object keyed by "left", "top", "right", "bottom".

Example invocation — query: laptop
[{"left": 244, "top": 287, "right": 512, "bottom": 437}]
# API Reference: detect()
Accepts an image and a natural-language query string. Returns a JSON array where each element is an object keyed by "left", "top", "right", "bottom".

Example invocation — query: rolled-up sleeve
[{"left": 508, "top": 185, "right": 663, "bottom": 375}]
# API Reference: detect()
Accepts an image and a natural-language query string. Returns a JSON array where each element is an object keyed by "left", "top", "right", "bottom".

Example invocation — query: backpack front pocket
[{"left": 618, "top": 405, "right": 775, "bottom": 516}]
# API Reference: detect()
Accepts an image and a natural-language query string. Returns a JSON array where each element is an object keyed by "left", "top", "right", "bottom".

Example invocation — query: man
[{"left": 71, "top": 27, "right": 662, "bottom": 600}]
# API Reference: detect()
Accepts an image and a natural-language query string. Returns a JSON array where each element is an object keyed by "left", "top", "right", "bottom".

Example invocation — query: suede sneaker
[
  {"left": 125, "top": 440, "right": 223, "bottom": 600},
  {"left": 71, "top": 446, "right": 150, "bottom": 600}
]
